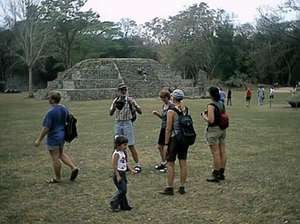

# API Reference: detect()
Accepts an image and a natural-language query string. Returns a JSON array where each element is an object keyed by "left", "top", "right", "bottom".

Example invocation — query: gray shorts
[
  {"left": 205, "top": 126, "right": 226, "bottom": 145},
  {"left": 115, "top": 120, "right": 135, "bottom": 146},
  {"left": 47, "top": 143, "right": 64, "bottom": 151}
]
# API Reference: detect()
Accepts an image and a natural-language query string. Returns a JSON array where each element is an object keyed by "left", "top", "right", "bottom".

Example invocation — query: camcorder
[{"left": 115, "top": 95, "right": 126, "bottom": 110}]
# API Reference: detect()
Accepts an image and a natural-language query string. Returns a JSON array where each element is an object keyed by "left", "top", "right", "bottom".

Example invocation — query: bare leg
[
  {"left": 178, "top": 160, "right": 187, "bottom": 186},
  {"left": 167, "top": 161, "right": 175, "bottom": 187},
  {"left": 59, "top": 149, "right": 76, "bottom": 170},
  {"left": 49, "top": 150, "right": 62, "bottom": 181},
  {"left": 158, "top": 144, "right": 166, "bottom": 162},
  {"left": 128, "top": 145, "right": 139, "bottom": 164},
  {"left": 219, "top": 144, "right": 226, "bottom": 169},
  {"left": 209, "top": 144, "right": 221, "bottom": 170}
]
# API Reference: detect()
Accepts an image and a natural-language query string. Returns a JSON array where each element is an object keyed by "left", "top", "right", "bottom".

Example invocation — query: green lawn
[{"left": 0, "top": 91, "right": 299, "bottom": 224}]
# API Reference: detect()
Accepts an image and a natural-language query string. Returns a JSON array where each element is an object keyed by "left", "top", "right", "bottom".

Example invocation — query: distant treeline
[{"left": 0, "top": 0, "right": 299, "bottom": 95}]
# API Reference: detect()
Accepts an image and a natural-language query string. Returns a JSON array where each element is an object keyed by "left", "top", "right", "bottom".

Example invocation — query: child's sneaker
[{"left": 134, "top": 165, "right": 142, "bottom": 173}]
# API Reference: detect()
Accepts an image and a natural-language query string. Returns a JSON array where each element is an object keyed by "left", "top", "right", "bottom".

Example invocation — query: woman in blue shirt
[{"left": 35, "top": 91, "right": 79, "bottom": 183}]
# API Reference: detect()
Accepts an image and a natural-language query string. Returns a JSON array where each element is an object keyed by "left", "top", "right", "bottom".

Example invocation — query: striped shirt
[{"left": 114, "top": 96, "right": 137, "bottom": 121}]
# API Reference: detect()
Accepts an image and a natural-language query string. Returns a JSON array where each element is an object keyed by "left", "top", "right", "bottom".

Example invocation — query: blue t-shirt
[{"left": 43, "top": 105, "right": 69, "bottom": 146}]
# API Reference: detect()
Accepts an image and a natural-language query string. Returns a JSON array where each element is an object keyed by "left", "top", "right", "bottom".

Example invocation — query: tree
[
  {"left": 41, "top": 0, "right": 99, "bottom": 68},
  {"left": 1, "top": 0, "right": 49, "bottom": 97}
]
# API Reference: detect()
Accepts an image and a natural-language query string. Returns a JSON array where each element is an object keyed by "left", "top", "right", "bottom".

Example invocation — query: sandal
[
  {"left": 47, "top": 178, "right": 60, "bottom": 184},
  {"left": 70, "top": 168, "right": 79, "bottom": 181}
]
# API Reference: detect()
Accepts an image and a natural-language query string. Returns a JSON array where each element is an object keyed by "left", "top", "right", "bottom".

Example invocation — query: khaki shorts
[{"left": 205, "top": 126, "right": 226, "bottom": 145}]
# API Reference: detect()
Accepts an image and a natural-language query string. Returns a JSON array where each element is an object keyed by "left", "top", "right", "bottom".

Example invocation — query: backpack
[
  {"left": 173, "top": 107, "right": 196, "bottom": 146},
  {"left": 64, "top": 113, "right": 78, "bottom": 143},
  {"left": 210, "top": 102, "right": 229, "bottom": 130}
]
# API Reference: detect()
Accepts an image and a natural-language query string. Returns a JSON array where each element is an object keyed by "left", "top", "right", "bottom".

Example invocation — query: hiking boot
[
  {"left": 121, "top": 206, "right": 133, "bottom": 211},
  {"left": 155, "top": 163, "right": 166, "bottom": 170},
  {"left": 206, "top": 170, "right": 220, "bottom": 183},
  {"left": 218, "top": 168, "right": 225, "bottom": 180},
  {"left": 159, "top": 167, "right": 167, "bottom": 173},
  {"left": 159, "top": 187, "right": 174, "bottom": 195},
  {"left": 178, "top": 186, "right": 186, "bottom": 195}
]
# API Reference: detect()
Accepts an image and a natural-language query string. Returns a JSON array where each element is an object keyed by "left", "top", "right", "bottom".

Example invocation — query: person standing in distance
[
  {"left": 35, "top": 91, "right": 79, "bottom": 183},
  {"left": 109, "top": 83, "right": 142, "bottom": 173}
]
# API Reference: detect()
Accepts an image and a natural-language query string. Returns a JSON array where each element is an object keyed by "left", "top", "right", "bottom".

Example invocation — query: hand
[
  {"left": 34, "top": 139, "right": 41, "bottom": 147},
  {"left": 152, "top": 110, "right": 159, "bottom": 116},
  {"left": 116, "top": 175, "right": 122, "bottom": 183},
  {"left": 131, "top": 169, "right": 138, "bottom": 175}
]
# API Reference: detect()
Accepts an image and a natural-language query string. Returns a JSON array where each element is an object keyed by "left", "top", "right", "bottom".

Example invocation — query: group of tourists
[
  {"left": 245, "top": 86, "right": 275, "bottom": 107},
  {"left": 35, "top": 84, "right": 229, "bottom": 212}
]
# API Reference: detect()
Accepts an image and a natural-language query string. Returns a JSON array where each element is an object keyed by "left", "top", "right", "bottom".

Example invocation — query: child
[{"left": 110, "top": 135, "right": 136, "bottom": 212}]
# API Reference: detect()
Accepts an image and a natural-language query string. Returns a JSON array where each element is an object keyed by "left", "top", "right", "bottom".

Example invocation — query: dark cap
[{"left": 118, "top": 83, "right": 127, "bottom": 90}]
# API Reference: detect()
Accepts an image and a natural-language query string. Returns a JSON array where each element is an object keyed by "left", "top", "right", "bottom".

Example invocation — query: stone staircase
[{"left": 36, "top": 58, "right": 206, "bottom": 100}]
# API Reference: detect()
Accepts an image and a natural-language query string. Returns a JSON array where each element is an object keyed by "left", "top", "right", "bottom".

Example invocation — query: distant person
[
  {"left": 110, "top": 135, "right": 137, "bottom": 212},
  {"left": 219, "top": 88, "right": 226, "bottom": 103},
  {"left": 160, "top": 89, "right": 192, "bottom": 195},
  {"left": 227, "top": 89, "right": 232, "bottom": 106},
  {"left": 246, "top": 87, "right": 252, "bottom": 107},
  {"left": 34, "top": 91, "right": 79, "bottom": 183},
  {"left": 201, "top": 87, "right": 227, "bottom": 182},
  {"left": 152, "top": 89, "right": 174, "bottom": 172},
  {"left": 109, "top": 83, "right": 143, "bottom": 173},
  {"left": 257, "top": 86, "right": 265, "bottom": 106},
  {"left": 269, "top": 86, "right": 275, "bottom": 99}
]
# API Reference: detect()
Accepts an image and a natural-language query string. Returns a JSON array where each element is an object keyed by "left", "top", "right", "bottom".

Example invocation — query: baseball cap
[
  {"left": 118, "top": 83, "right": 127, "bottom": 90},
  {"left": 171, "top": 89, "right": 184, "bottom": 100}
]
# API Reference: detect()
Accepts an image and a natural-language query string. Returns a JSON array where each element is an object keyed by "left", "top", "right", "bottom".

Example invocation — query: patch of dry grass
[{"left": 0, "top": 91, "right": 299, "bottom": 224}]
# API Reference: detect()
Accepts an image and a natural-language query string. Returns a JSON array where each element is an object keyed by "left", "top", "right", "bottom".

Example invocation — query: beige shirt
[{"left": 113, "top": 96, "right": 138, "bottom": 121}]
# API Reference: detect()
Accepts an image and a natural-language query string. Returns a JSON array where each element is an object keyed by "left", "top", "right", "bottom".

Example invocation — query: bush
[{"left": 288, "top": 94, "right": 300, "bottom": 108}]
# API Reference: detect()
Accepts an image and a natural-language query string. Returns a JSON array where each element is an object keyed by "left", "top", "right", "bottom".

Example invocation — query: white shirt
[{"left": 112, "top": 150, "right": 127, "bottom": 171}]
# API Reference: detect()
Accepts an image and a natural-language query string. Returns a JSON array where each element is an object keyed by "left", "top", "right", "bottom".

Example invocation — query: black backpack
[
  {"left": 65, "top": 113, "right": 78, "bottom": 143},
  {"left": 173, "top": 107, "right": 196, "bottom": 146}
]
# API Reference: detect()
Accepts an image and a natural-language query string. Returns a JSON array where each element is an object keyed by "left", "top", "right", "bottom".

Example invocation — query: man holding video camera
[{"left": 109, "top": 83, "right": 143, "bottom": 173}]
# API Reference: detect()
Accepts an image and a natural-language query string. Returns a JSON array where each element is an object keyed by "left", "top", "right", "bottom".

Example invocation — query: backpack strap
[{"left": 170, "top": 106, "right": 188, "bottom": 115}]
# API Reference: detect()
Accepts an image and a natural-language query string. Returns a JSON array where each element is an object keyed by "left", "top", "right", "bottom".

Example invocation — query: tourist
[
  {"left": 246, "top": 87, "right": 252, "bottom": 107},
  {"left": 160, "top": 89, "right": 190, "bottom": 195},
  {"left": 227, "top": 89, "right": 232, "bottom": 106},
  {"left": 110, "top": 135, "right": 136, "bottom": 212},
  {"left": 109, "top": 83, "right": 142, "bottom": 173},
  {"left": 152, "top": 89, "right": 174, "bottom": 172},
  {"left": 269, "top": 86, "right": 275, "bottom": 99},
  {"left": 34, "top": 91, "right": 79, "bottom": 183},
  {"left": 219, "top": 88, "right": 226, "bottom": 103},
  {"left": 201, "top": 86, "right": 227, "bottom": 182},
  {"left": 257, "top": 86, "right": 265, "bottom": 106}
]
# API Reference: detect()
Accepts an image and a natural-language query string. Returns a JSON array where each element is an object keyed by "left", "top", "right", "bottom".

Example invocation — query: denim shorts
[
  {"left": 115, "top": 120, "right": 135, "bottom": 146},
  {"left": 47, "top": 143, "right": 64, "bottom": 151}
]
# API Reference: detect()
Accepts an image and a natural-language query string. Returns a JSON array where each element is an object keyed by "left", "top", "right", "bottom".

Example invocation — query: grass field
[{"left": 0, "top": 91, "right": 299, "bottom": 224}]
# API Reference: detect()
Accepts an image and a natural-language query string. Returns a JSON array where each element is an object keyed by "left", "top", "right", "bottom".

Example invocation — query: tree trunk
[
  {"left": 284, "top": 56, "right": 292, "bottom": 86},
  {"left": 28, "top": 65, "right": 34, "bottom": 98}
]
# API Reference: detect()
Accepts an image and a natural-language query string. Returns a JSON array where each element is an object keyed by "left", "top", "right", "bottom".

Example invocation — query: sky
[{"left": 83, "top": 0, "right": 287, "bottom": 25}]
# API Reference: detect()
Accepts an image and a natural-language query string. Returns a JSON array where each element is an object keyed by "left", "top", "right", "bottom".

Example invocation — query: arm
[
  {"left": 109, "top": 98, "right": 117, "bottom": 116},
  {"left": 34, "top": 127, "right": 49, "bottom": 147},
  {"left": 131, "top": 99, "right": 142, "bottom": 114},
  {"left": 201, "top": 105, "right": 215, "bottom": 124},
  {"left": 164, "top": 110, "right": 175, "bottom": 145},
  {"left": 112, "top": 153, "right": 121, "bottom": 182},
  {"left": 152, "top": 110, "right": 162, "bottom": 119}
]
